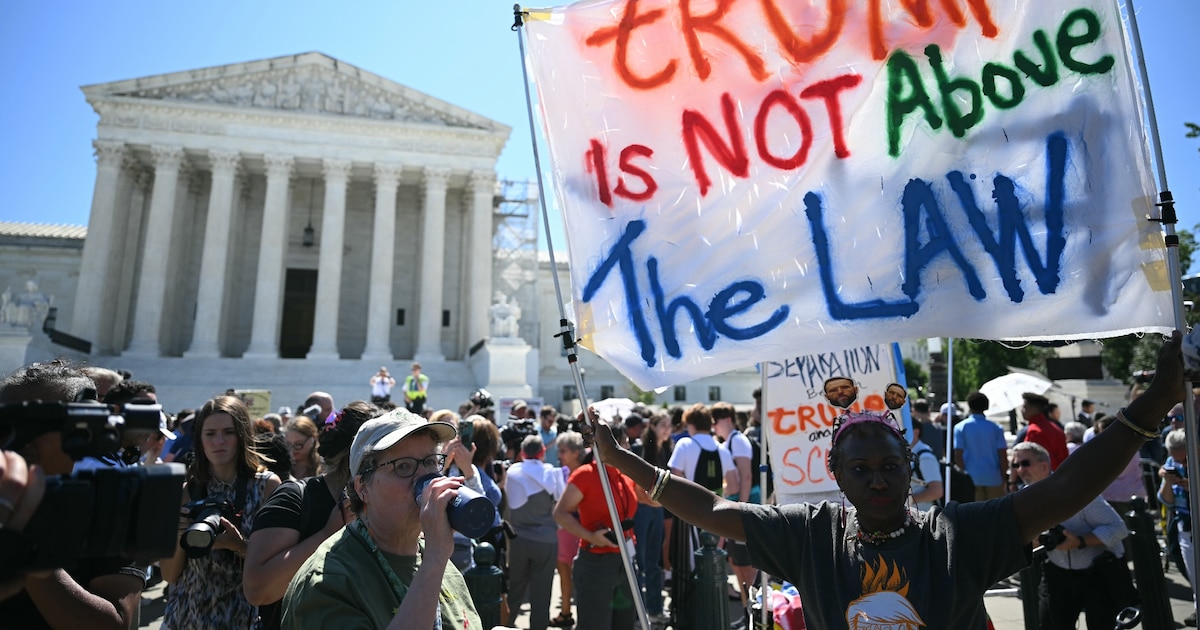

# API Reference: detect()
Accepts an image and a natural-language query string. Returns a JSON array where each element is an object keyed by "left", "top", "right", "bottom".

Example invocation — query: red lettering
[
  {"left": 681, "top": 93, "right": 749, "bottom": 197},
  {"left": 868, "top": 0, "right": 999, "bottom": 60},
  {"left": 585, "top": 0, "right": 677, "bottom": 90},
  {"left": 680, "top": 0, "right": 768, "bottom": 82},
  {"left": 760, "top": 0, "right": 847, "bottom": 64},
  {"left": 753, "top": 90, "right": 814, "bottom": 170},
  {"left": 769, "top": 407, "right": 798, "bottom": 434},
  {"left": 614, "top": 144, "right": 658, "bottom": 201},
  {"left": 586, "top": 139, "right": 613, "bottom": 207},
  {"left": 799, "top": 73, "right": 863, "bottom": 159}
]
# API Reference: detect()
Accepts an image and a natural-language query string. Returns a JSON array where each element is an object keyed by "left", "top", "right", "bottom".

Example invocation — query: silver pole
[
  {"left": 513, "top": 7, "right": 651, "bottom": 628},
  {"left": 1125, "top": 0, "right": 1199, "bottom": 611},
  {"left": 944, "top": 338, "right": 954, "bottom": 502},
  {"left": 758, "top": 364, "right": 771, "bottom": 630}
]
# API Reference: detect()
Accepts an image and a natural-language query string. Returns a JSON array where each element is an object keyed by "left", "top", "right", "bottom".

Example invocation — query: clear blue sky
[{"left": 1, "top": 1, "right": 1196, "bottom": 266}]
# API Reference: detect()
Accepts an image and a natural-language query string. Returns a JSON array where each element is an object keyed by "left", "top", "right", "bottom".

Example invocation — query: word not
[
  {"left": 588, "top": 73, "right": 862, "bottom": 202},
  {"left": 805, "top": 131, "right": 1068, "bottom": 321},
  {"left": 581, "top": 220, "right": 789, "bottom": 368},
  {"left": 887, "top": 8, "right": 1113, "bottom": 156},
  {"left": 584, "top": 0, "right": 998, "bottom": 91},
  {"left": 765, "top": 345, "right": 886, "bottom": 390}
]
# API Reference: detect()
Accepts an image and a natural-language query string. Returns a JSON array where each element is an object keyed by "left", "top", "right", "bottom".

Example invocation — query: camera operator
[
  {"left": 1012, "top": 442, "right": 1136, "bottom": 629},
  {"left": 0, "top": 360, "right": 145, "bottom": 629},
  {"left": 0, "top": 449, "right": 45, "bottom": 602}
]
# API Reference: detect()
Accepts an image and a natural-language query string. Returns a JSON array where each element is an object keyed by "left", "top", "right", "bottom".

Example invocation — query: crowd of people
[{"left": 0, "top": 331, "right": 1193, "bottom": 629}]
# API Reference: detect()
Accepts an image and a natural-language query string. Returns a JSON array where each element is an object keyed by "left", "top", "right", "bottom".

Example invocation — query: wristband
[{"left": 1115, "top": 408, "right": 1159, "bottom": 441}]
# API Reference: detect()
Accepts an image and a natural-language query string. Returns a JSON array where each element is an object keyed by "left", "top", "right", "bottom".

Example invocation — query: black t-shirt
[
  {"left": 251, "top": 476, "right": 338, "bottom": 630},
  {"left": 0, "top": 557, "right": 146, "bottom": 629}
]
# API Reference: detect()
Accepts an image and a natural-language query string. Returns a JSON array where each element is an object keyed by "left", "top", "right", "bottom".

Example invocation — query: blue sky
[{"left": 1, "top": 1, "right": 1196, "bottom": 267}]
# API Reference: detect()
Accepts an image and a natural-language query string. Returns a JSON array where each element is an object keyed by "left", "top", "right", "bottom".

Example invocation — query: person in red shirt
[
  {"left": 1022, "top": 393, "right": 1069, "bottom": 470},
  {"left": 553, "top": 441, "right": 639, "bottom": 630}
]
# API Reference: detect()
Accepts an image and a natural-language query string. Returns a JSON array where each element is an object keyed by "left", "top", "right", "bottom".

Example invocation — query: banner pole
[
  {"left": 758, "top": 364, "right": 771, "bottom": 630},
  {"left": 945, "top": 338, "right": 954, "bottom": 501},
  {"left": 1125, "top": 0, "right": 1198, "bottom": 612},
  {"left": 512, "top": 7, "right": 652, "bottom": 629}
]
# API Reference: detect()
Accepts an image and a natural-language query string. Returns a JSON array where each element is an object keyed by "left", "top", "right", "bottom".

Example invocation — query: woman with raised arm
[{"left": 583, "top": 333, "right": 1185, "bottom": 629}]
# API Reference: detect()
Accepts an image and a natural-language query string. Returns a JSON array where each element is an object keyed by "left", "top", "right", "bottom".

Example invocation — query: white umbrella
[
  {"left": 979, "top": 372, "right": 1053, "bottom": 415},
  {"left": 591, "top": 397, "right": 636, "bottom": 423}
]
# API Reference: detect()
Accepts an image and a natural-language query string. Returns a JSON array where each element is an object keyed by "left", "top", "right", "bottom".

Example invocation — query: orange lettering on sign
[
  {"left": 867, "top": 0, "right": 998, "bottom": 60},
  {"left": 769, "top": 406, "right": 798, "bottom": 434},
  {"left": 679, "top": 0, "right": 768, "bottom": 82},
  {"left": 585, "top": 0, "right": 678, "bottom": 90}
]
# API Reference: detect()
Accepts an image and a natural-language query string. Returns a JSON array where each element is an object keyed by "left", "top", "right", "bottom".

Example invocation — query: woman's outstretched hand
[{"left": 577, "top": 407, "right": 620, "bottom": 460}]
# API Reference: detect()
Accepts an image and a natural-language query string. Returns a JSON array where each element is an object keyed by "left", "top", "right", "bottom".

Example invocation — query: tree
[
  {"left": 949, "top": 338, "right": 1056, "bottom": 400},
  {"left": 902, "top": 358, "right": 929, "bottom": 397},
  {"left": 1187, "top": 122, "right": 1199, "bottom": 154}
]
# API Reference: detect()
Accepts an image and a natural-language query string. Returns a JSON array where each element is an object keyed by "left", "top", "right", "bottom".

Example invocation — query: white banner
[
  {"left": 762, "top": 343, "right": 908, "bottom": 501},
  {"left": 525, "top": 0, "right": 1172, "bottom": 390}
]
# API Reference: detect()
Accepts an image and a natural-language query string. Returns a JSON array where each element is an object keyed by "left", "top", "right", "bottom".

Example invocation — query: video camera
[
  {"left": 556, "top": 415, "right": 583, "bottom": 435},
  {"left": 180, "top": 497, "right": 239, "bottom": 558},
  {"left": 1037, "top": 524, "right": 1068, "bottom": 550},
  {"left": 0, "top": 400, "right": 186, "bottom": 578},
  {"left": 470, "top": 388, "right": 495, "bottom": 409},
  {"left": 500, "top": 418, "right": 537, "bottom": 452}
]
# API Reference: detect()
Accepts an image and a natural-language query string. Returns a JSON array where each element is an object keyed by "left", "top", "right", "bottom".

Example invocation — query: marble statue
[{"left": 490, "top": 292, "right": 521, "bottom": 338}]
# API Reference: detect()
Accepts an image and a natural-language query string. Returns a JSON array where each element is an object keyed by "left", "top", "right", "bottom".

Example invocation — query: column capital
[
  {"left": 373, "top": 163, "right": 403, "bottom": 187},
  {"left": 423, "top": 167, "right": 451, "bottom": 191},
  {"left": 264, "top": 154, "right": 295, "bottom": 178},
  {"left": 469, "top": 170, "right": 497, "bottom": 194},
  {"left": 150, "top": 145, "right": 186, "bottom": 169},
  {"left": 209, "top": 149, "right": 241, "bottom": 175},
  {"left": 93, "top": 140, "right": 126, "bottom": 167},
  {"left": 121, "top": 153, "right": 143, "bottom": 173},
  {"left": 322, "top": 158, "right": 353, "bottom": 182}
]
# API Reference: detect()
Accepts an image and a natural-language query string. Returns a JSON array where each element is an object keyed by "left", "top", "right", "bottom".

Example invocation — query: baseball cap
[
  {"left": 159, "top": 412, "right": 177, "bottom": 441},
  {"left": 277, "top": 406, "right": 293, "bottom": 416},
  {"left": 350, "top": 408, "right": 456, "bottom": 476}
]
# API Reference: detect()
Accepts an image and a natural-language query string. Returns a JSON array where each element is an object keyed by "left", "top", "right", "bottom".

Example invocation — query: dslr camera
[
  {"left": 180, "top": 497, "right": 239, "bottom": 558},
  {"left": 470, "top": 388, "right": 495, "bottom": 409},
  {"left": 1038, "top": 524, "right": 1068, "bottom": 550},
  {"left": 0, "top": 400, "right": 185, "bottom": 578}
]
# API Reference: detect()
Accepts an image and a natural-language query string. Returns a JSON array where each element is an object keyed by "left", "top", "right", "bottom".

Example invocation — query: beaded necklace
[{"left": 854, "top": 509, "right": 916, "bottom": 545}]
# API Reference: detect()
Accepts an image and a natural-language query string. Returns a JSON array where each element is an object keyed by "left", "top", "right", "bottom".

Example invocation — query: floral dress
[{"left": 163, "top": 471, "right": 272, "bottom": 630}]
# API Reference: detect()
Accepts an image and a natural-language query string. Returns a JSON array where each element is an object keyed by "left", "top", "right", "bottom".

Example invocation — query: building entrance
[{"left": 280, "top": 269, "right": 317, "bottom": 358}]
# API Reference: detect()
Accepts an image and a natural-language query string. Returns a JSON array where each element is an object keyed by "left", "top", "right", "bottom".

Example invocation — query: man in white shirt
[{"left": 712, "top": 402, "right": 755, "bottom": 602}]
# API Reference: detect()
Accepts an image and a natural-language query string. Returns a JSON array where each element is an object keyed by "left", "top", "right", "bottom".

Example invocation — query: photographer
[
  {"left": 0, "top": 449, "right": 45, "bottom": 602},
  {"left": 1012, "top": 442, "right": 1136, "bottom": 628},
  {"left": 0, "top": 360, "right": 144, "bottom": 629},
  {"left": 160, "top": 396, "right": 280, "bottom": 629}
]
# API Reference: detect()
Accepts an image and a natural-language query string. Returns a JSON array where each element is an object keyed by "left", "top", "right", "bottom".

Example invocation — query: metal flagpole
[
  {"left": 511, "top": 7, "right": 651, "bottom": 629},
  {"left": 944, "top": 338, "right": 954, "bottom": 502},
  {"left": 758, "top": 364, "right": 771, "bottom": 630},
  {"left": 1124, "top": 0, "right": 1199, "bottom": 611}
]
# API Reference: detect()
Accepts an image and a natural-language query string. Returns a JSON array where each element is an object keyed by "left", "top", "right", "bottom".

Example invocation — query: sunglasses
[{"left": 1010, "top": 459, "right": 1036, "bottom": 470}]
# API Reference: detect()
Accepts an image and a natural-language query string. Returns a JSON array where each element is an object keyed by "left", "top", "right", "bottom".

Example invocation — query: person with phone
[{"left": 1158, "top": 428, "right": 1194, "bottom": 625}]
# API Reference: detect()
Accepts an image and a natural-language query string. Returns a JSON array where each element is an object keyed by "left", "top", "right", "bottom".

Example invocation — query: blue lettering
[
  {"left": 581, "top": 220, "right": 657, "bottom": 367},
  {"left": 649, "top": 257, "right": 718, "bottom": 359},
  {"left": 708, "top": 281, "right": 789, "bottom": 341}
]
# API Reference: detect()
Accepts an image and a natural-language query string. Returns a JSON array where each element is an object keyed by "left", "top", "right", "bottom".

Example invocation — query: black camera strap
[{"left": 189, "top": 473, "right": 250, "bottom": 517}]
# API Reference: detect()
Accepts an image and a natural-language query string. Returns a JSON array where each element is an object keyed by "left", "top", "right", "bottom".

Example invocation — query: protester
[
  {"left": 404, "top": 362, "right": 430, "bottom": 415},
  {"left": 1159, "top": 429, "right": 1192, "bottom": 587},
  {"left": 550, "top": 431, "right": 586, "bottom": 628},
  {"left": 540, "top": 405, "right": 560, "bottom": 466},
  {"left": 1021, "top": 392, "right": 1069, "bottom": 469},
  {"left": 632, "top": 414, "right": 672, "bottom": 623},
  {"left": 244, "top": 401, "right": 378, "bottom": 630},
  {"left": 580, "top": 332, "right": 1185, "bottom": 627},
  {"left": 908, "top": 421, "right": 944, "bottom": 510},
  {"left": 504, "top": 435, "right": 566, "bottom": 630},
  {"left": 953, "top": 392, "right": 1008, "bottom": 501},
  {"left": 553, "top": 430, "right": 640, "bottom": 630},
  {"left": 713, "top": 402, "right": 756, "bottom": 602},
  {"left": 0, "top": 360, "right": 145, "bottom": 627},
  {"left": 161, "top": 396, "right": 281, "bottom": 629},
  {"left": 287, "top": 416, "right": 320, "bottom": 479},
  {"left": 1011, "top": 442, "right": 1136, "bottom": 629},
  {"left": 281, "top": 409, "right": 480, "bottom": 628}
]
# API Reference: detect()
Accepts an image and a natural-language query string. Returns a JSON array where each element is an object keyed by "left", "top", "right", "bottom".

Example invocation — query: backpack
[
  {"left": 692, "top": 443, "right": 724, "bottom": 493},
  {"left": 912, "top": 447, "right": 974, "bottom": 506},
  {"left": 734, "top": 429, "right": 774, "bottom": 498}
]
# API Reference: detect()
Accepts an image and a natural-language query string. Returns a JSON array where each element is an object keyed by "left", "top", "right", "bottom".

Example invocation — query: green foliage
[
  {"left": 1187, "top": 122, "right": 1199, "bottom": 153},
  {"left": 902, "top": 358, "right": 929, "bottom": 395},
  {"left": 950, "top": 339, "right": 1056, "bottom": 400},
  {"left": 629, "top": 383, "right": 657, "bottom": 405}
]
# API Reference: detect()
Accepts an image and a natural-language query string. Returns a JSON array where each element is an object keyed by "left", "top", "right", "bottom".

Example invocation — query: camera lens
[{"left": 181, "top": 509, "right": 224, "bottom": 557}]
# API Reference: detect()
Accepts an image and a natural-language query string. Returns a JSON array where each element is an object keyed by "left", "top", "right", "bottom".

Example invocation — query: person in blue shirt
[{"left": 953, "top": 392, "right": 1009, "bottom": 501}]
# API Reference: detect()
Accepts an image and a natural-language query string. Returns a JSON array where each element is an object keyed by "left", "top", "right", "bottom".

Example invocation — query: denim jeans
[
  {"left": 633, "top": 504, "right": 665, "bottom": 615},
  {"left": 572, "top": 549, "right": 636, "bottom": 630}
]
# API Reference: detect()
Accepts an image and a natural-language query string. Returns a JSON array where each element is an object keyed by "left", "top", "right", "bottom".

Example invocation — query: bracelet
[
  {"left": 649, "top": 467, "right": 671, "bottom": 502},
  {"left": 1115, "top": 408, "right": 1160, "bottom": 441}
]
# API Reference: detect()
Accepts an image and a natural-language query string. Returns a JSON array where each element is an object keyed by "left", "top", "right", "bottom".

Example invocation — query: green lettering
[
  {"left": 1014, "top": 30, "right": 1059, "bottom": 87},
  {"left": 926, "top": 44, "right": 983, "bottom": 139},
  {"left": 886, "top": 50, "right": 943, "bottom": 157},
  {"left": 1056, "top": 9, "right": 1114, "bottom": 75},
  {"left": 982, "top": 63, "right": 1025, "bottom": 109}
]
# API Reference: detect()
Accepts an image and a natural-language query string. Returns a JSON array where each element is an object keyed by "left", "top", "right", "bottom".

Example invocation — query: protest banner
[
  {"left": 763, "top": 343, "right": 909, "bottom": 501},
  {"left": 524, "top": 0, "right": 1173, "bottom": 390}
]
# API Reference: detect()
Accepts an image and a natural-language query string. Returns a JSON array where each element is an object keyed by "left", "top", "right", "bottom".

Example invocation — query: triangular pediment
[{"left": 82, "top": 52, "right": 504, "bottom": 131}]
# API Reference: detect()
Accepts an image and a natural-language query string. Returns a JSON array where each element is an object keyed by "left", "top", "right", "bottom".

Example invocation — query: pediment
[{"left": 83, "top": 52, "right": 503, "bottom": 132}]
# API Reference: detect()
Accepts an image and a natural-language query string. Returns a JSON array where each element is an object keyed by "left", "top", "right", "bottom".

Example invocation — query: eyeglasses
[
  {"left": 367, "top": 453, "right": 447, "bottom": 479},
  {"left": 1010, "top": 459, "right": 1036, "bottom": 470},
  {"left": 289, "top": 437, "right": 312, "bottom": 451}
]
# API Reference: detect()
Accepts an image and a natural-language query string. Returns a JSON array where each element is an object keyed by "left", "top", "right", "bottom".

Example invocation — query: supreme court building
[{"left": 0, "top": 53, "right": 764, "bottom": 411}]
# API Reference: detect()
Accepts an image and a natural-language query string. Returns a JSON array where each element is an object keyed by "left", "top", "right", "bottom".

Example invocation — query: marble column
[
  {"left": 71, "top": 140, "right": 126, "bottom": 348},
  {"left": 307, "top": 158, "right": 352, "bottom": 359},
  {"left": 112, "top": 169, "right": 150, "bottom": 351},
  {"left": 126, "top": 145, "right": 185, "bottom": 356},
  {"left": 414, "top": 167, "right": 449, "bottom": 362},
  {"left": 467, "top": 171, "right": 495, "bottom": 351},
  {"left": 244, "top": 154, "right": 294, "bottom": 358},
  {"left": 184, "top": 149, "right": 241, "bottom": 358},
  {"left": 362, "top": 163, "right": 402, "bottom": 361}
]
